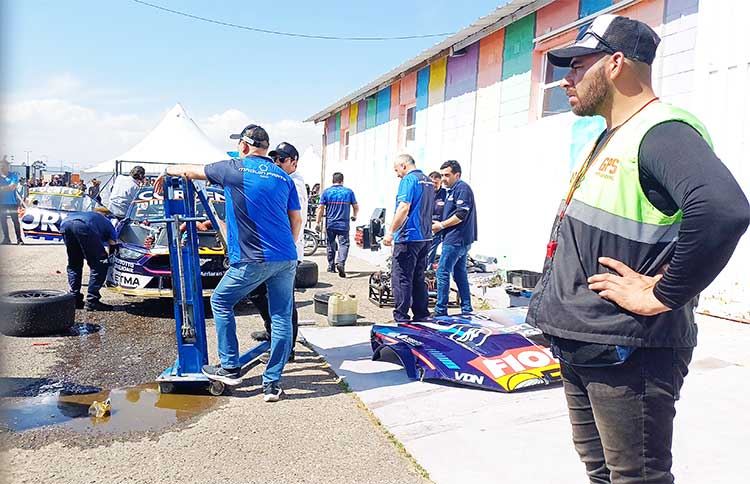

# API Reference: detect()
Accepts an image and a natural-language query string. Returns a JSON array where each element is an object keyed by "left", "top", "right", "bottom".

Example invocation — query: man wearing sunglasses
[
  {"left": 154, "top": 124, "right": 302, "bottom": 403},
  {"left": 526, "top": 15, "right": 749, "bottom": 483}
]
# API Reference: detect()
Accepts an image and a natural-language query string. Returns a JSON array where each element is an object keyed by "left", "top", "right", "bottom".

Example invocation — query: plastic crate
[
  {"left": 505, "top": 288, "right": 533, "bottom": 307},
  {"left": 506, "top": 270, "right": 542, "bottom": 289}
]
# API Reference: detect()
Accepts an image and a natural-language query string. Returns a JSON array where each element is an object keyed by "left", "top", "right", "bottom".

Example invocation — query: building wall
[{"left": 320, "top": 0, "right": 749, "bottom": 303}]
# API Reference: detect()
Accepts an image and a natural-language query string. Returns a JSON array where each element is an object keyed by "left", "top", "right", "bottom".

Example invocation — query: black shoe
[
  {"left": 84, "top": 301, "right": 113, "bottom": 311},
  {"left": 251, "top": 330, "right": 270, "bottom": 341},
  {"left": 201, "top": 364, "right": 242, "bottom": 386},
  {"left": 430, "top": 311, "right": 448, "bottom": 319},
  {"left": 75, "top": 294, "right": 85, "bottom": 310},
  {"left": 327, "top": 266, "right": 336, "bottom": 273},
  {"left": 16, "top": 239, "right": 24, "bottom": 245},
  {"left": 263, "top": 382, "right": 284, "bottom": 402},
  {"left": 336, "top": 263, "right": 346, "bottom": 278}
]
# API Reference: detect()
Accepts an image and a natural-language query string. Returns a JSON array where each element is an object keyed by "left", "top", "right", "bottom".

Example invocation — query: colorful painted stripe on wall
[
  {"left": 428, "top": 57, "right": 447, "bottom": 106},
  {"left": 357, "top": 99, "right": 367, "bottom": 133},
  {"left": 349, "top": 102, "right": 358, "bottom": 133},
  {"left": 416, "top": 66, "right": 430, "bottom": 111},
  {"left": 376, "top": 87, "right": 391, "bottom": 126},
  {"left": 366, "top": 97, "right": 377, "bottom": 129},
  {"left": 446, "top": 42, "right": 480, "bottom": 101}
]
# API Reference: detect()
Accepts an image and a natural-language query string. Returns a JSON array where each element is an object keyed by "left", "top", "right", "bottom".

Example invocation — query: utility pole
[{"left": 24, "top": 151, "right": 32, "bottom": 164}]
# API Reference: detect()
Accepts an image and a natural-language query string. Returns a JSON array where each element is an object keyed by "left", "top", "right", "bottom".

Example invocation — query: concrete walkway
[{"left": 302, "top": 314, "right": 750, "bottom": 484}]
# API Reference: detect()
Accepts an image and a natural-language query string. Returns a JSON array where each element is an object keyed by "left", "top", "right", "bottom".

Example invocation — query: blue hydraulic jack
[{"left": 154, "top": 176, "right": 270, "bottom": 396}]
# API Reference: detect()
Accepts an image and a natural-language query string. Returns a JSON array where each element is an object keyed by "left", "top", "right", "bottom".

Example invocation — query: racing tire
[
  {"left": 303, "top": 231, "right": 318, "bottom": 257},
  {"left": 0, "top": 290, "right": 76, "bottom": 337},
  {"left": 295, "top": 260, "right": 319, "bottom": 288}
]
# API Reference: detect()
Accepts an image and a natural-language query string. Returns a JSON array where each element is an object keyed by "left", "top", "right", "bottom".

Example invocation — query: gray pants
[
  {"left": 561, "top": 347, "right": 693, "bottom": 483},
  {"left": 325, "top": 228, "right": 350, "bottom": 269}
]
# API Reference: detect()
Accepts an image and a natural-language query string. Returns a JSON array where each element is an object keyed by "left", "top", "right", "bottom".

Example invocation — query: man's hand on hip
[{"left": 587, "top": 257, "right": 671, "bottom": 316}]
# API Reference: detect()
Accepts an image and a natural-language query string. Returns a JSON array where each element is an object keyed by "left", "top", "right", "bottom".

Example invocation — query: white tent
[
  {"left": 296, "top": 145, "right": 323, "bottom": 188},
  {"left": 85, "top": 103, "right": 228, "bottom": 173}
]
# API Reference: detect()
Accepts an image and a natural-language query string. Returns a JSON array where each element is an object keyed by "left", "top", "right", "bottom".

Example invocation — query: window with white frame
[
  {"left": 540, "top": 54, "right": 571, "bottom": 117},
  {"left": 404, "top": 104, "right": 416, "bottom": 146},
  {"left": 343, "top": 129, "right": 350, "bottom": 160}
]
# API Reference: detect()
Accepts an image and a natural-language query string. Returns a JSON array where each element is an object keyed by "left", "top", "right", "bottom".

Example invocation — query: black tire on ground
[
  {"left": 0, "top": 290, "right": 76, "bottom": 337},
  {"left": 295, "top": 260, "right": 319, "bottom": 288}
]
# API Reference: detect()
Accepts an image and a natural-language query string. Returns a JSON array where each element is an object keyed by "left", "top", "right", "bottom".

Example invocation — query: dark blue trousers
[
  {"left": 391, "top": 241, "right": 430, "bottom": 322},
  {"left": 62, "top": 221, "right": 109, "bottom": 303},
  {"left": 326, "top": 228, "right": 350, "bottom": 269}
]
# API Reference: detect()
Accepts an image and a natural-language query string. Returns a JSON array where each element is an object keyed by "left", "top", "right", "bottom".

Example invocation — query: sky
[{"left": 1, "top": 0, "right": 507, "bottom": 170}]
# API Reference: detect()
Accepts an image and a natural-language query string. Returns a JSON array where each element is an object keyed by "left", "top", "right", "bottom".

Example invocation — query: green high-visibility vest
[{"left": 527, "top": 102, "right": 712, "bottom": 348}]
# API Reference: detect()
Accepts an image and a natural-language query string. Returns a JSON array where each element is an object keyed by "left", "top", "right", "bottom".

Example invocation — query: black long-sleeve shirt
[{"left": 638, "top": 121, "right": 750, "bottom": 308}]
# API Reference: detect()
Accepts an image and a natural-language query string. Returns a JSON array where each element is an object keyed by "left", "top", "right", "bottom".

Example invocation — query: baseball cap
[
  {"left": 548, "top": 15, "right": 660, "bottom": 67},
  {"left": 229, "top": 124, "right": 270, "bottom": 149},
  {"left": 269, "top": 142, "right": 299, "bottom": 161}
]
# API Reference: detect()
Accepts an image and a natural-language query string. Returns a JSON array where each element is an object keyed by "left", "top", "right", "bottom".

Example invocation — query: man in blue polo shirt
[
  {"left": 154, "top": 124, "right": 301, "bottom": 403},
  {"left": 383, "top": 154, "right": 435, "bottom": 322},
  {"left": 431, "top": 160, "right": 477, "bottom": 317},
  {"left": 316, "top": 172, "right": 358, "bottom": 277}
]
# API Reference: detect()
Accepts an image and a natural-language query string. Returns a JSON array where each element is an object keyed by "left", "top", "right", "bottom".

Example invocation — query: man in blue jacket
[
  {"left": 431, "top": 160, "right": 477, "bottom": 317},
  {"left": 383, "top": 154, "right": 435, "bottom": 322},
  {"left": 60, "top": 209, "right": 117, "bottom": 311},
  {"left": 316, "top": 172, "right": 358, "bottom": 277}
]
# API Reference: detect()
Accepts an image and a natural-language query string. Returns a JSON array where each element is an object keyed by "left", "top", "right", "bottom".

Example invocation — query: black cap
[
  {"left": 548, "top": 15, "right": 660, "bottom": 67},
  {"left": 229, "top": 124, "right": 270, "bottom": 149},
  {"left": 269, "top": 142, "right": 299, "bottom": 161}
]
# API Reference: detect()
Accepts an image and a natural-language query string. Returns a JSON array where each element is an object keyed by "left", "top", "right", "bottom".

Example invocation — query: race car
[
  {"left": 371, "top": 308, "right": 561, "bottom": 393},
  {"left": 20, "top": 186, "right": 109, "bottom": 241},
  {"left": 107, "top": 186, "right": 228, "bottom": 298}
]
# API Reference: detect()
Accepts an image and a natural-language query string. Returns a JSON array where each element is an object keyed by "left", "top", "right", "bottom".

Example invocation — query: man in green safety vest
[{"left": 527, "top": 15, "right": 749, "bottom": 483}]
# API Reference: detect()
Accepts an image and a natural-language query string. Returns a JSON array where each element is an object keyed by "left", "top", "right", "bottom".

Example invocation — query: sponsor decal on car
[
  {"left": 468, "top": 346, "right": 560, "bottom": 392},
  {"left": 110, "top": 269, "right": 152, "bottom": 290}
]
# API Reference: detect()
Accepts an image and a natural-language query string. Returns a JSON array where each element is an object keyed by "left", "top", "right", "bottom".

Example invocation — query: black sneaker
[
  {"left": 84, "top": 301, "right": 113, "bottom": 311},
  {"left": 263, "top": 382, "right": 284, "bottom": 402},
  {"left": 327, "top": 266, "right": 336, "bottom": 273},
  {"left": 74, "top": 294, "right": 85, "bottom": 310},
  {"left": 251, "top": 330, "right": 270, "bottom": 341},
  {"left": 201, "top": 365, "right": 242, "bottom": 386},
  {"left": 336, "top": 263, "right": 346, "bottom": 278}
]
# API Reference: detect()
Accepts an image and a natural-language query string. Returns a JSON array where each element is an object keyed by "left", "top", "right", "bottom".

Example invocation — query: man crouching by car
[{"left": 60, "top": 207, "right": 118, "bottom": 311}]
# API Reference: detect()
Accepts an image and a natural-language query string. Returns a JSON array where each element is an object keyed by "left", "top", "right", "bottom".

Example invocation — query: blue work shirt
[
  {"left": 441, "top": 179, "right": 477, "bottom": 246},
  {"left": 319, "top": 185, "right": 357, "bottom": 232},
  {"left": 0, "top": 172, "right": 19, "bottom": 205},
  {"left": 394, "top": 169, "right": 434, "bottom": 243},
  {"left": 205, "top": 156, "right": 300, "bottom": 264},
  {"left": 433, "top": 187, "right": 447, "bottom": 221},
  {"left": 60, "top": 211, "right": 116, "bottom": 243}
]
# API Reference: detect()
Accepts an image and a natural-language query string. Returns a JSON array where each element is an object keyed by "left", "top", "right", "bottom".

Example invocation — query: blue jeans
[
  {"left": 435, "top": 243, "right": 473, "bottom": 315},
  {"left": 210, "top": 260, "right": 296, "bottom": 385}
]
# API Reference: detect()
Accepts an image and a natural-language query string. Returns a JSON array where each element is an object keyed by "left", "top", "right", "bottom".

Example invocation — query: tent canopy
[{"left": 85, "top": 103, "right": 229, "bottom": 173}]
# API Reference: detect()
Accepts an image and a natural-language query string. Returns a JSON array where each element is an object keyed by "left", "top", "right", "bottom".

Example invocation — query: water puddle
[{"left": 0, "top": 383, "right": 218, "bottom": 434}]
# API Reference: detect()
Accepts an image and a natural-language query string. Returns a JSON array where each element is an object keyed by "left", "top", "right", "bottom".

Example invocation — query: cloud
[{"left": 1, "top": 96, "right": 322, "bottom": 172}]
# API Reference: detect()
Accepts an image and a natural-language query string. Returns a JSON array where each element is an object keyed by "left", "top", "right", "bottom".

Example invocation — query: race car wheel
[
  {"left": 0, "top": 290, "right": 76, "bottom": 337},
  {"left": 295, "top": 260, "right": 319, "bottom": 288}
]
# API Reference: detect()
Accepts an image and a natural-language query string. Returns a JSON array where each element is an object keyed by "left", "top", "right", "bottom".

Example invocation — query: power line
[{"left": 130, "top": 0, "right": 455, "bottom": 41}]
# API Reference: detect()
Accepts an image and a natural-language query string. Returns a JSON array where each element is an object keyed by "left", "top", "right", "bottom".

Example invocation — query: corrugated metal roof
[{"left": 305, "top": 0, "right": 552, "bottom": 123}]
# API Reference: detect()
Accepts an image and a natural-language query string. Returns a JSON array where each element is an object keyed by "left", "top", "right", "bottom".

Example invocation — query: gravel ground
[{"left": 0, "top": 242, "right": 431, "bottom": 484}]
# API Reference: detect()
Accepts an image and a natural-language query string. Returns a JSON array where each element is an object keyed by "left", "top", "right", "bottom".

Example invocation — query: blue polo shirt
[
  {"left": 320, "top": 185, "right": 357, "bottom": 232},
  {"left": 0, "top": 172, "right": 19, "bottom": 205},
  {"left": 60, "top": 212, "right": 115, "bottom": 243},
  {"left": 441, "top": 179, "right": 477, "bottom": 246},
  {"left": 394, "top": 169, "right": 434, "bottom": 243},
  {"left": 205, "top": 156, "right": 300, "bottom": 264}
]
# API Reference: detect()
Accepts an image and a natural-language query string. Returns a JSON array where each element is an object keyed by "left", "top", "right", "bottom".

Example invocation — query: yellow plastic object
[
  {"left": 327, "top": 293, "right": 358, "bottom": 326},
  {"left": 88, "top": 398, "right": 112, "bottom": 418}
]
